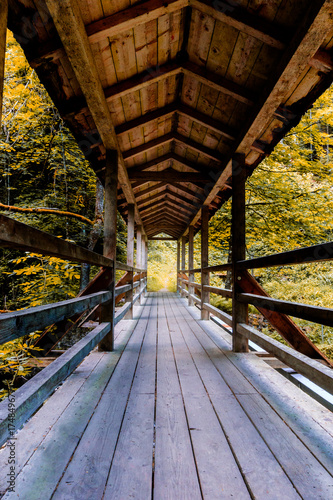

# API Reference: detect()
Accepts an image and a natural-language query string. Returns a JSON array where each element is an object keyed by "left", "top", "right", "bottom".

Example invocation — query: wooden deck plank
[
  {"left": 154, "top": 294, "right": 202, "bottom": 499},
  {"left": 52, "top": 298, "right": 154, "bottom": 499},
  {"left": 169, "top": 295, "right": 302, "bottom": 499},
  {"left": 0, "top": 350, "right": 104, "bottom": 496},
  {"left": 163, "top": 294, "right": 251, "bottom": 499},
  {"left": 2, "top": 353, "right": 124, "bottom": 499},
  {"left": 103, "top": 298, "right": 158, "bottom": 498},
  {"left": 0, "top": 303, "right": 146, "bottom": 499},
  {"left": 189, "top": 308, "right": 333, "bottom": 476},
  {"left": 1, "top": 293, "right": 332, "bottom": 499},
  {"left": 184, "top": 300, "right": 333, "bottom": 468},
  {"left": 236, "top": 391, "right": 333, "bottom": 499},
  {"left": 181, "top": 298, "right": 333, "bottom": 489}
]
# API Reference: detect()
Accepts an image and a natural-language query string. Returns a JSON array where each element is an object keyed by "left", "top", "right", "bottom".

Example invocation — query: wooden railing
[
  {"left": 0, "top": 215, "right": 147, "bottom": 444},
  {"left": 178, "top": 240, "right": 333, "bottom": 395}
]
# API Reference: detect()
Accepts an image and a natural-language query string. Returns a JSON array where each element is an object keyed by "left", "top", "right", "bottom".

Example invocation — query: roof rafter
[
  {"left": 34, "top": 0, "right": 287, "bottom": 64},
  {"left": 146, "top": 226, "right": 181, "bottom": 237},
  {"left": 136, "top": 190, "right": 168, "bottom": 208},
  {"left": 127, "top": 152, "right": 219, "bottom": 176},
  {"left": 116, "top": 102, "right": 237, "bottom": 141},
  {"left": 165, "top": 188, "right": 205, "bottom": 208},
  {"left": 126, "top": 154, "right": 173, "bottom": 173},
  {"left": 142, "top": 204, "right": 192, "bottom": 221},
  {"left": 64, "top": 60, "right": 255, "bottom": 117},
  {"left": 44, "top": 0, "right": 144, "bottom": 230},
  {"left": 140, "top": 199, "right": 196, "bottom": 216},
  {"left": 128, "top": 168, "right": 211, "bottom": 183},
  {"left": 181, "top": 0, "right": 333, "bottom": 237},
  {"left": 131, "top": 182, "right": 169, "bottom": 199},
  {"left": 167, "top": 182, "right": 205, "bottom": 199},
  {"left": 145, "top": 220, "right": 183, "bottom": 229},
  {"left": 123, "top": 132, "right": 224, "bottom": 163}
]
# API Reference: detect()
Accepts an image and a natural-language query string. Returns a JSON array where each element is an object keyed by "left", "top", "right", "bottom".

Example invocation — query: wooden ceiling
[{"left": 7, "top": 0, "right": 333, "bottom": 240}]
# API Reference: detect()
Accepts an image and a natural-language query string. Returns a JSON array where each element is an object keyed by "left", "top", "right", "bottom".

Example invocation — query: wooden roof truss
[{"left": 6, "top": 0, "right": 333, "bottom": 239}]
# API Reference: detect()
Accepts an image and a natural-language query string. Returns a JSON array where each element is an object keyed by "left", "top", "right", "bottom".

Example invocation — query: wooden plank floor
[{"left": 1, "top": 292, "right": 333, "bottom": 499}]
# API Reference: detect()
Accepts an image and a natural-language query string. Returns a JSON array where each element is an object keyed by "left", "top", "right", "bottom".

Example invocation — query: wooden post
[
  {"left": 143, "top": 235, "right": 148, "bottom": 299},
  {"left": 99, "top": 150, "right": 118, "bottom": 351},
  {"left": 137, "top": 226, "right": 143, "bottom": 302},
  {"left": 127, "top": 204, "right": 135, "bottom": 267},
  {"left": 0, "top": 0, "right": 8, "bottom": 128},
  {"left": 136, "top": 225, "right": 142, "bottom": 269},
  {"left": 143, "top": 235, "right": 148, "bottom": 270},
  {"left": 125, "top": 204, "right": 134, "bottom": 319},
  {"left": 188, "top": 225, "right": 194, "bottom": 306},
  {"left": 232, "top": 153, "right": 248, "bottom": 352},
  {"left": 201, "top": 206, "right": 210, "bottom": 320},
  {"left": 181, "top": 236, "right": 186, "bottom": 297},
  {"left": 177, "top": 240, "right": 180, "bottom": 294}
]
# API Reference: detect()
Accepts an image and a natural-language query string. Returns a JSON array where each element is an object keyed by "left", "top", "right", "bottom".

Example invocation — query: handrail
[
  {"left": 0, "top": 291, "right": 112, "bottom": 344},
  {"left": 0, "top": 214, "right": 114, "bottom": 268},
  {"left": 180, "top": 263, "right": 231, "bottom": 273},
  {"left": 203, "top": 285, "right": 232, "bottom": 299},
  {"left": 115, "top": 261, "right": 145, "bottom": 273},
  {"left": 238, "top": 293, "right": 333, "bottom": 327},
  {"left": 0, "top": 322, "right": 112, "bottom": 448},
  {"left": 237, "top": 323, "right": 333, "bottom": 395},
  {"left": 237, "top": 240, "right": 333, "bottom": 269},
  {"left": 0, "top": 215, "right": 147, "bottom": 274},
  {"left": 177, "top": 236, "right": 333, "bottom": 372}
]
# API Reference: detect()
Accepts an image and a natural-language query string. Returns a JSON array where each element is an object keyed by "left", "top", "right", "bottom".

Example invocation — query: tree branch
[{"left": 0, "top": 203, "right": 94, "bottom": 225}]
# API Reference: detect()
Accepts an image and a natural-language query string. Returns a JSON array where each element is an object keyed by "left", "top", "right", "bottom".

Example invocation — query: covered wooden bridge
[{"left": 1, "top": 0, "right": 333, "bottom": 498}]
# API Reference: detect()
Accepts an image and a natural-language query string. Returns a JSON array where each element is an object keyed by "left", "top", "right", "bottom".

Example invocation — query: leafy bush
[{"left": 0, "top": 333, "right": 42, "bottom": 400}]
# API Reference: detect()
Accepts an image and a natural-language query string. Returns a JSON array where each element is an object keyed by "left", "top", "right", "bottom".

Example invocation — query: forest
[{"left": 0, "top": 32, "right": 333, "bottom": 399}]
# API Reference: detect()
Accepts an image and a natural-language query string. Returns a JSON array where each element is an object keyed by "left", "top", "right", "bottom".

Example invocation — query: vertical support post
[
  {"left": 232, "top": 153, "right": 248, "bottom": 352},
  {"left": 137, "top": 226, "right": 143, "bottom": 302},
  {"left": 176, "top": 240, "right": 180, "bottom": 294},
  {"left": 181, "top": 236, "right": 186, "bottom": 297},
  {"left": 188, "top": 225, "right": 194, "bottom": 306},
  {"left": 125, "top": 204, "right": 134, "bottom": 319},
  {"left": 0, "top": 0, "right": 8, "bottom": 128},
  {"left": 99, "top": 150, "right": 118, "bottom": 351},
  {"left": 144, "top": 235, "right": 148, "bottom": 270},
  {"left": 136, "top": 225, "right": 142, "bottom": 269},
  {"left": 143, "top": 235, "right": 148, "bottom": 298},
  {"left": 141, "top": 235, "right": 145, "bottom": 273},
  {"left": 201, "top": 206, "right": 210, "bottom": 319}
]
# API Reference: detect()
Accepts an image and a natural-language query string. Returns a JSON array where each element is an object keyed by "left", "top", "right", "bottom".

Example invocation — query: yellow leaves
[{"left": 8, "top": 252, "right": 81, "bottom": 309}]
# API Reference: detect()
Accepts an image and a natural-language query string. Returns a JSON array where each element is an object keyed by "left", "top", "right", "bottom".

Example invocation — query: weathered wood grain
[
  {"left": 154, "top": 296, "right": 202, "bottom": 499},
  {"left": 103, "top": 299, "right": 157, "bottom": 499},
  {"left": 51, "top": 298, "right": 153, "bottom": 499},
  {"left": 0, "top": 322, "right": 111, "bottom": 447},
  {"left": 202, "top": 302, "right": 232, "bottom": 325},
  {"left": 186, "top": 305, "right": 333, "bottom": 475},
  {"left": 238, "top": 292, "right": 333, "bottom": 330},
  {"left": 238, "top": 240, "right": 333, "bottom": 268},
  {"left": 0, "top": 214, "right": 114, "bottom": 268},
  {"left": 237, "top": 323, "right": 333, "bottom": 395},
  {"left": 0, "top": 350, "right": 104, "bottom": 495},
  {"left": 0, "top": 291, "right": 112, "bottom": 345},
  {"left": 172, "top": 295, "right": 302, "bottom": 499},
  {"left": 165, "top": 294, "right": 251, "bottom": 499}
]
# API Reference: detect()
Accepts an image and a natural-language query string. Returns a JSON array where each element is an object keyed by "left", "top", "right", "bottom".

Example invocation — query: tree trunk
[{"left": 80, "top": 179, "right": 104, "bottom": 290}]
